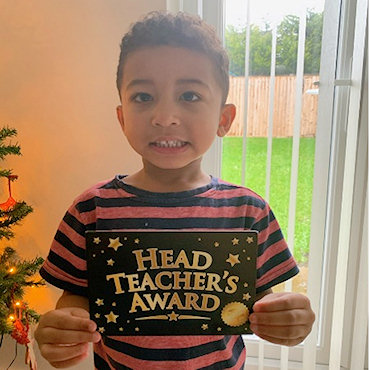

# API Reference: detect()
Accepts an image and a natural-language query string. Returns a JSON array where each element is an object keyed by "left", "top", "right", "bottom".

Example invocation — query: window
[{"left": 167, "top": 1, "right": 367, "bottom": 368}]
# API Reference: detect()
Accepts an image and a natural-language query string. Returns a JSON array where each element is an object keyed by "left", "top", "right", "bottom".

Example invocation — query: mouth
[{"left": 150, "top": 140, "right": 188, "bottom": 148}]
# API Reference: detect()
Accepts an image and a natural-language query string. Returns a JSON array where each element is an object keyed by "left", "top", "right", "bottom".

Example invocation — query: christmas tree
[{"left": 0, "top": 127, "right": 45, "bottom": 368}]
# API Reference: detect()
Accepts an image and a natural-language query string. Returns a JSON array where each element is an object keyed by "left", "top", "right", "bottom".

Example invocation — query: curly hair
[{"left": 116, "top": 11, "right": 229, "bottom": 104}]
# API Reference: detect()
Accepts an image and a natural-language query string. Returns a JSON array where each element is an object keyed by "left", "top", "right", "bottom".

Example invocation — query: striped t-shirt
[{"left": 40, "top": 175, "right": 299, "bottom": 370}]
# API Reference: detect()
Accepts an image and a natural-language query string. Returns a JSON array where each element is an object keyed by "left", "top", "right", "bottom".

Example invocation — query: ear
[
  {"left": 116, "top": 105, "right": 125, "bottom": 131},
  {"left": 217, "top": 104, "right": 236, "bottom": 137}
]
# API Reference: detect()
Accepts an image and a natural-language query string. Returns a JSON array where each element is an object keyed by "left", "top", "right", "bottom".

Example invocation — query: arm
[
  {"left": 34, "top": 291, "right": 101, "bottom": 368},
  {"left": 250, "top": 290, "right": 315, "bottom": 346}
]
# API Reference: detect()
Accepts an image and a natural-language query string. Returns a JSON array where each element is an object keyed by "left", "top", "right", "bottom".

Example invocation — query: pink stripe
[
  {"left": 57, "top": 220, "right": 86, "bottom": 249},
  {"left": 256, "top": 257, "right": 297, "bottom": 288},
  {"left": 94, "top": 341, "right": 115, "bottom": 369},
  {"left": 87, "top": 204, "right": 264, "bottom": 221},
  {"left": 51, "top": 239, "right": 86, "bottom": 270},
  {"left": 104, "top": 335, "right": 241, "bottom": 369},
  {"left": 257, "top": 239, "right": 289, "bottom": 269},
  {"left": 258, "top": 218, "right": 281, "bottom": 244},
  {"left": 197, "top": 186, "right": 264, "bottom": 200},
  {"left": 42, "top": 260, "right": 87, "bottom": 287}
]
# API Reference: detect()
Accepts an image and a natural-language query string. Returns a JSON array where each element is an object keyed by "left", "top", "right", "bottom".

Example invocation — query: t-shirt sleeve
[
  {"left": 252, "top": 202, "right": 299, "bottom": 294},
  {"left": 39, "top": 199, "right": 88, "bottom": 296}
]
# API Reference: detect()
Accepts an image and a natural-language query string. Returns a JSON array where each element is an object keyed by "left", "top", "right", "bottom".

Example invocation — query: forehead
[{"left": 121, "top": 46, "right": 219, "bottom": 88}]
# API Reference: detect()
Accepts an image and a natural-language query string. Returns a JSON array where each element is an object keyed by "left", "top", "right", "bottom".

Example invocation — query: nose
[{"left": 151, "top": 100, "right": 180, "bottom": 127}]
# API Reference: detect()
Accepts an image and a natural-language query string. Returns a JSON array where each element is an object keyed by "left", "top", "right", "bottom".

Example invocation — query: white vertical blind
[
  {"left": 328, "top": 0, "right": 367, "bottom": 367},
  {"left": 302, "top": 0, "right": 342, "bottom": 367},
  {"left": 265, "top": 25, "right": 277, "bottom": 204},
  {"left": 241, "top": 0, "right": 251, "bottom": 187},
  {"left": 280, "top": 5, "right": 307, "bottom": 369}
]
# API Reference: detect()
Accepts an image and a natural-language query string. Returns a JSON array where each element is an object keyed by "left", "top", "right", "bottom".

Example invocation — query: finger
[
  {"left": 249, "top": 308, "right": 314, "bottom": 326},
  {"left": 253, "top": 293, "right": 311, "bottom": 312},
  {"left": 250, "top": 323, "right": 311, "bottom": 341},
  {"left": 49, "top": 353, "right": 90, "bottom": 369},
  {"left": 39, "top": 328, "right": 101, "bottom": 345},
  {"left": 252, "top": 332, "right": 306, "bottom": 347},
  {"left": 39, "top": 311, "right": 96, "bottom": 332},
  {"left": 40, "top": 342, "right": 89, "bottom": 363}
]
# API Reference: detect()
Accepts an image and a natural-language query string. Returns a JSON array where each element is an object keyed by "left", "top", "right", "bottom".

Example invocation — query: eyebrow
[
  {"left": 125, "top": 79, "right": 154, "bottom": 90},
  {"left": 176, "top": 79, "right": 211, "bottom": 92},
  {"left": 125, "top": 78, "right": 211, "bottom": 91}
]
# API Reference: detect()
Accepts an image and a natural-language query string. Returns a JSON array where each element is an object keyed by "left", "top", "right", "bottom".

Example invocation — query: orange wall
[{"left": 0, "top": 1, "right": 165, "bottom": 368}]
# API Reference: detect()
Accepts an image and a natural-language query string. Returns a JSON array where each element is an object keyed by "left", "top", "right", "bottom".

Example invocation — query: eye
[
  {"left": 180, "top": 91, "right": 200, "bottom": 102},
  {"left": 132, "top": 93, "right": 153, "bottom": 102}
]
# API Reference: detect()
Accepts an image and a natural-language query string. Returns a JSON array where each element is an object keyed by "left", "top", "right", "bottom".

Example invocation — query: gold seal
[{"left": 221, "top": 302, "right": 249, "bottom": 327}]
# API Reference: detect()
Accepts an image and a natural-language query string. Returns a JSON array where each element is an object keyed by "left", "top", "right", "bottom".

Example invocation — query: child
[{"left": 35, "top": 11, "right": 315, "bottom": 369}]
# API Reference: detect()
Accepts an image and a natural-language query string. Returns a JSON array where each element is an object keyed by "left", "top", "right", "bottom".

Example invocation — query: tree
[
  {"left": 225, "top": 11, "right": 323, "bottom": 76},
  {"left": 225, "top": 24, "right": 272, "bottom": 76},
  {"left": 0, "top": 127, "right": 44, "bottom": 369}
]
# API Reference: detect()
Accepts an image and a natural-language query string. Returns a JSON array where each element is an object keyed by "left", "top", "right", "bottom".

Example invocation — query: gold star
[
  {"left": 217, "top": 327, "right": 222, "bottom": 331},
  {"left": 201, "top": 323, "right": 208, "bottom": 330},
  {"left": 112, "top": 302, "right": 116, "bottom": 306},
  {"left": 226, "top": 253, "right": 240, "bottom": 267},
  {"left": 134, "top": 238, "right": 140, "bottom": 244},
  {"left": 93, "top": 237, "right": 101, "bottom": 244},
  {"left": 98, "top": 327, "right": 105, "bottom": 333},
  {"left": 119, "top": 327, "right": 124, "bottom": 332},
  {"left": 247, "top": 236, "right": 254, "bottom": 244},
  {"left": 108, "top": 237, "right": 122, "bottom": 251},
  {"left": 105, "top": 311, "right": 119, "bottom": 323},
  {"left": 247, "top": 256, "right": 251, "bottom": 261},
  {"left": 95, "top": 298, "right": 104, "bottom": 306},
  {"left": 214, "top": 241, "right": 220, "bottom": 247},
  {"left": 135, "top": 327, "right": 140, "bottom": 332},
  {"left": 244, "top": 282, "right": 249, "bottom": 288},
  {"left": 107, "top": 258, "right": 115, "bottom": 266},
  {"left": 243, "top": 293, "right": 251, "bottom": 301},
  {"left": 232, "top": 238, "right": 239, "bottom": 245},
  {"left": 95, "top": 313, "right": 101, "bottom": 318},
  {"left": 168, "top": 311, "right": 179, "bottom": 321}
]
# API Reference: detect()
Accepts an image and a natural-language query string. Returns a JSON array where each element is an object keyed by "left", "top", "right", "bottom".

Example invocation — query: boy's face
[{"left": 116, "top": 46, "right": 235, "bottom": 172}]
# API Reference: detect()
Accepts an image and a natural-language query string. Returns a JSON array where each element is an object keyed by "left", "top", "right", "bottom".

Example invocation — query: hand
[
  {"left": 34, "top": 307, "right": 101, "bottom": 368},
  {"left": 249, "top": 292, "right": 315, "bottom": 346}
]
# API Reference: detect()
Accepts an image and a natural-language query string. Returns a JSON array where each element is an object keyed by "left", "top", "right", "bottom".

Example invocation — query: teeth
[{"left": 154, "top": 140, "right": 186, "bottom": 148}]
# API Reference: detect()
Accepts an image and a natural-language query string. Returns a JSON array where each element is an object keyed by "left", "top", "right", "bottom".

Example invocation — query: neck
[{"left": 124, "top": 159, "right": 211, "bottom": 192}]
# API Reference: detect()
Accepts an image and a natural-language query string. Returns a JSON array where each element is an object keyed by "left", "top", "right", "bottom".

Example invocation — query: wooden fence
[{"left": 226, "top": 75, "right": 319, "bottom": 137}]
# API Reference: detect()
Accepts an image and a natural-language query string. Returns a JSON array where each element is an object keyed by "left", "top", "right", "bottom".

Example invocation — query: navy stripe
[
  {"left": 95, "top": 217, "right": 252, "bottom": 230},
  {"left": 94, "top": 352, "right": 115, "bottom": 370},
  {"left": 76, "top": 195, "right": 266, "bottom": 213},
  {"left": 258, "top": 229, "right": 286, "bottom": 256},
  {"left": 106, "top": 355, "right": 132, "bottom": 369},
  {"left": 54, "top": 230, "right": 85, "bottom": 259},
  {"left": 47, "top": 250, "right": 87, "bottom": 279},
  {"left": 63, "top": 212, "right": 86, "bottom": 237},
  {"left": 256, "top": 265, "right": 300, "bottom": 294},
  {"left": 39, "top": 268, "right": 87, "bottom": 296},
  {"left": 257, "top": 249, "right": 294, "bottom": 279},
  {"left": 198, "top": 335, "right": 245, "bottom": 369},
  {"left": 102, "top": 335, "right": 232, "bottom": 361},
  {"left": 252, "top": 209, "right": 276, "bottom": 232}
]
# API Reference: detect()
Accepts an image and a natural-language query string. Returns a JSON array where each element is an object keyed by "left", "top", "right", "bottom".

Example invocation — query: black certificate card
[{"left": 86, "top": 231, "right": 258, "bottom": 336}]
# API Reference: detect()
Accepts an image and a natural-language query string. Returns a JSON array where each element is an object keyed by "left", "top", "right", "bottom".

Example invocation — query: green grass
[{"left": 221, "top": 137, "right": 315, "bottom": 264}]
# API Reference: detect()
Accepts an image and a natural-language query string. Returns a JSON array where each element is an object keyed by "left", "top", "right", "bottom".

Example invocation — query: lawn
[{"left": 221, "top": 137, "right": 315, "bottom": 264}]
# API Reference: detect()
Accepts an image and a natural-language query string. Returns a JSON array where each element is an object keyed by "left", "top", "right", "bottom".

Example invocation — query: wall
[{"left": 0, "top": 1, "right": 165, "bottom": 368}]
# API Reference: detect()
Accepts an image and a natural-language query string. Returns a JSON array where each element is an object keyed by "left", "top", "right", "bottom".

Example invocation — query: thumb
[{"left": 59, "top": 307, "right": 90, "bottom": 319}]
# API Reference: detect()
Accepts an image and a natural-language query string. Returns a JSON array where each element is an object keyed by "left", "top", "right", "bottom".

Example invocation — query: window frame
[{"left": 167, "top": 0, "right": 367, "bottom": 367}]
